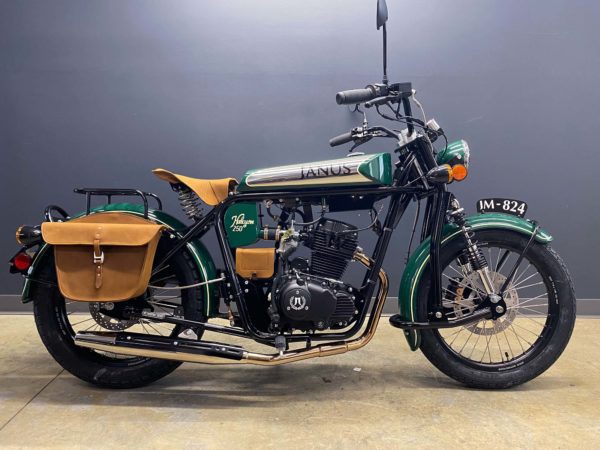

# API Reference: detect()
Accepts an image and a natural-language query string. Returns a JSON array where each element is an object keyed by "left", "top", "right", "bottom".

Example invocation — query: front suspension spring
[{"left": 452, "top": 210, "right": 488, "bottom": 271}]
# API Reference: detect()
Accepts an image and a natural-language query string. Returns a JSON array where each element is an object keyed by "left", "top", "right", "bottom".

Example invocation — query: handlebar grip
[
  {"left": 336, "top": 87, "right": 376, "bottom": 105},
  {"left": 329, "top": 131, "right": 354, "bottom": 147}
]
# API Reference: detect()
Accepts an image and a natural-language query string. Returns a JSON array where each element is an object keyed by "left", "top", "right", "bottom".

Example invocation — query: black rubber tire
[
  {"left": 32, "top": 238, "right": 205, "bottom": 389},
  {"left": 417, "top": 229, "right": 576, "bottom": 389}
]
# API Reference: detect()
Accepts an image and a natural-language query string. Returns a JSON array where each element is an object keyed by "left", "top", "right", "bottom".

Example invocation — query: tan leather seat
[{"left": 153, "top": 168, "right": 237, "bottom": 206}]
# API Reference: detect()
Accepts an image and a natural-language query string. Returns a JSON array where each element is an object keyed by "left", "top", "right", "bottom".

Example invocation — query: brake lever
[
  {"left": 349, "top": 135, "right": 373, "bottom": 152},
  {"left": 365, "top": 94, "right": 398, "bottom": 109}
]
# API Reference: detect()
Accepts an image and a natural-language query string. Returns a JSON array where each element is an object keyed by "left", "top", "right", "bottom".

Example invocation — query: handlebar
[
  {"left": 331, "top": 81, "right": 423, "bottom": 149},
  {"left": 329, "top": 131, "right": 354, "bottom": 147},
  {"left": 336, "top": 87, "right": 377, "bottom": 105}
]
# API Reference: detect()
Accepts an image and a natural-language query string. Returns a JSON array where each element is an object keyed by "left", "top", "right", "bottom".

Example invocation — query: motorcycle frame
[{"left": 151, "top": 139, "right": 450, "bottom": 346}]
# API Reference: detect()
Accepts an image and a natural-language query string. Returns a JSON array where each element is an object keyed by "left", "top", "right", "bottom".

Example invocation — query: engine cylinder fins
[{"left": 306, "top": 219, "right": 358, "bottom": 279}]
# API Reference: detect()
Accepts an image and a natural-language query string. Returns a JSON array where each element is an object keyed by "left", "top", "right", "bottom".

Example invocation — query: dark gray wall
[{"left": 1, "top": 0, "right": 598, "bottom": 297}]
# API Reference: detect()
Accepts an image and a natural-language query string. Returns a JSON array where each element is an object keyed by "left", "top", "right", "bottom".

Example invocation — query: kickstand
[{"left": 275, "top": 335, "right": 286, "bottom": 356}]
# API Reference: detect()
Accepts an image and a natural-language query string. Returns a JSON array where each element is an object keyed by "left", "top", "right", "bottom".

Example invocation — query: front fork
[{"left": 436, "top": 196, "right": 505, "bottom": 319}]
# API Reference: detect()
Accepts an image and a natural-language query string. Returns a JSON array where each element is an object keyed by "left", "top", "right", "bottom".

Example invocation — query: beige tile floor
[{"left": 0, "top": 315, "right": 598, "bottom": 449}]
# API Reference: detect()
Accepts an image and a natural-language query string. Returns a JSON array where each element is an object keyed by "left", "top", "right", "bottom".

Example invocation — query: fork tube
[{"left": 429, "top": 188, "right": 450, "bottom": 314}]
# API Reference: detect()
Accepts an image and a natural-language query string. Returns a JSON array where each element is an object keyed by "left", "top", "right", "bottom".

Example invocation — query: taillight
[{"left": 10, "top": 252, "right": 33, "bottom": 273}]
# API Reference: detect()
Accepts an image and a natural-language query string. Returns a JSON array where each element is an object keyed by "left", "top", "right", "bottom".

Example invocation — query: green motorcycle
[{"left": 9, "top": 0, "right": 575, "bottom": 389}]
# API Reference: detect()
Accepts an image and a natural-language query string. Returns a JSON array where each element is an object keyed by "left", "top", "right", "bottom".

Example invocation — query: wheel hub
[
  {"left": 88, "top": 302, "right": 138, "bottom": 331},
  {"left": 445, "top": 271, "right": 518, "bottom": 335}
]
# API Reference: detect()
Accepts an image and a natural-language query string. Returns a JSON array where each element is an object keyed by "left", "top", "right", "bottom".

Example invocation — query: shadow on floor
[{"left": 15, "top": 359, "right": 576, "bottom": 411}]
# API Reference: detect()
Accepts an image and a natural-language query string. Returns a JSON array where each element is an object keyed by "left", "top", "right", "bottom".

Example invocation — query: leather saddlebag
[
  {"left": 41, "top": 213, "right": 163, "bottom": 302},
  {"left": 235, "top": 248, "right": 275, "bottom": 279}
]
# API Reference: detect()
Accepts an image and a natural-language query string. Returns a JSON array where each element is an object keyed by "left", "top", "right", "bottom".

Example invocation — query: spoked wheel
[
  {"left": 417, "top": 229, "right": 576, "bottom": 389},
  {"left": 32, "top": 236, "right": 205, "bottom": 388}
]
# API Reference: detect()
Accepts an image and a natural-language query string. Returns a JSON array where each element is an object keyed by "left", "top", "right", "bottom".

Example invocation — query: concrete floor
[{"left": 0, "top": 316, "right": 598, "bottom": 449}]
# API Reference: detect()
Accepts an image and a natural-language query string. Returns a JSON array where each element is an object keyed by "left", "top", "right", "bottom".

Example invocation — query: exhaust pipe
[
  {"left": 74, "top": 252, "right": 389, "bottom": 366},
  {"left": 75, "top": 331, "right": 248, "bottom": 364}
]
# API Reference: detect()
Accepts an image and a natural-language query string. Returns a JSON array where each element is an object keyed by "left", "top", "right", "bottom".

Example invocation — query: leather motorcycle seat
[{"left": 152, "top": 168, "right": 237, "bottom": 206}]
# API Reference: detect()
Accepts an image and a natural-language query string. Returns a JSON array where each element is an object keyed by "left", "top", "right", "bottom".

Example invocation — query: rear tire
[
  {"left": 417, "top": 229, "right": 576, "bottom": 389},
  {"left": 32, "top": 238, "right": 205, "bottom": 389}
]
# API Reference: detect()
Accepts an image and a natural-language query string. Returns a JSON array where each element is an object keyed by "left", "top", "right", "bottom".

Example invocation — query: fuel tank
[{"left": 238, "top": 153, "right": 392, "bottom": 192}]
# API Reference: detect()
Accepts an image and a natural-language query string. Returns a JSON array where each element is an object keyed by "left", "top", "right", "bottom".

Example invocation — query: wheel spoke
[
  {"left": 512, "top": 263, "right": 532, "bottom": 286},
  {"left": 509, "top": 304, "right": 547, "bottom": 311},
  {"left": 449, "top": 327, "right": 465, "bottom": 346},
  {"left": 518, "top": 294, "right": 547, "bottom": 304},
  {"left": 512, "top": 281, "right": 544, "bottom": 291},
  {"left": 511, "top": 321, "right": 540, "bottom": 339},
  {"left": 71, "top": 317, "right": 94, "bottom": 327},
  {"left": 502, "top": 329, "right": 515, "bottom": 360},
  {"left": 496, "top": 250, "right": 509, "bottom": 273},
  {"left": 509, "top": 324, "right": 528, "bottom": 351},
  {"left": 434, "top": 241, "right": 555, "bottom": 367},
  {"left": 468, "top": 325, "right": 483, "bottom": 359},
  {"left": 511, "top": 272, "right": 538, "bottom": 289},
  {"left": 510, "top": 306, "right": 548, "bottom": 315},
  {"left": 442, "top": 274, "right": 485, "bottom": 298},
  {"left": 480, "top": 322, "right": 493, "bottom": 363},
  {"left": 494, "top": 324, "right": 504, "bottom": 362}
]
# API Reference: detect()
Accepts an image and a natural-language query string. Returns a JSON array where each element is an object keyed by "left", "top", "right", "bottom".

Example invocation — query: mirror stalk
[{"left": 382, "top": 23, "right": 388, "bottom": 85}]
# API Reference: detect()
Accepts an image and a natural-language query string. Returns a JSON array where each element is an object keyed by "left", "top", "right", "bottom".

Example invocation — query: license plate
[{"left": 476, "top": 198, "right": 527, "bottom": 217}]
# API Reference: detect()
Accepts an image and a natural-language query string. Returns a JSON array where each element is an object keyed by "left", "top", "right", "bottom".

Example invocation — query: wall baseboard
[{"left": 1, "top": 295, "right": 599, "bottom": 315}]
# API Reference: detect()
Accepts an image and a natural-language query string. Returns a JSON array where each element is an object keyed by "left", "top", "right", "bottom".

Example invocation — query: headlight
[{"left": 436, "top": 139, "right": 470, "bottom": 169}]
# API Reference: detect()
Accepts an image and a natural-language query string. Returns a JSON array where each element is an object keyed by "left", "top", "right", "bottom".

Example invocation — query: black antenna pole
[{"left": 382, "top": 23, "right": 388, "bottom": 85}]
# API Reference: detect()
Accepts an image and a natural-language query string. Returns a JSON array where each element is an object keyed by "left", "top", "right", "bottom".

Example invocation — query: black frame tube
[{"left": 149, "top": 137, "right": 449, "bottom": 343}]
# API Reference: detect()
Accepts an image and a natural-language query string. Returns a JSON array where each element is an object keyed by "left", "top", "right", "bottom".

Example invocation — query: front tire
[
  {"left": 32, "top": 237, "right": 205, "bottom": 389},
  {"left": 417, "top": 229, "right": 576, "bottom": 389}
]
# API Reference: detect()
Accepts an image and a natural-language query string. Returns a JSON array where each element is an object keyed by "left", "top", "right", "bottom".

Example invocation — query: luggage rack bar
[{"left": 74, "top": 188, "right": 162, "bottom": 219}]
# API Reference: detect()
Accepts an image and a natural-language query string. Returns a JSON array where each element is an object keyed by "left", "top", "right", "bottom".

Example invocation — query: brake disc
[
  {"left": 445, "top": 272, "right": 518, "bottom": 335},
  {"left": 88, "top": 302, "right": 138, "bottom": 331}
]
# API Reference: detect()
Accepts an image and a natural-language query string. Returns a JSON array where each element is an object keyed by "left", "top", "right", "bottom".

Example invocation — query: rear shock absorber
[
  {"left": 173, "top": 184, "right": 203, "bottom": 220},
  {"left": 449, "top": 200, "right": 496, "bottom": 296}
]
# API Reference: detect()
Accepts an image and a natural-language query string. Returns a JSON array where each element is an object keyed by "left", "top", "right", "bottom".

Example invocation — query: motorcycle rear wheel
[
  {"left": 32, "top": 238, "right": 205, "bottom": 389},
  {"left": 417, "top": 229, "right": 576, "bottom": 389}
]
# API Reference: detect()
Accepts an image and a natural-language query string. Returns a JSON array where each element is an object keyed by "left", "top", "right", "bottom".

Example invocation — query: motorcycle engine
[{"left": 269, "top": 218, "right": 363, "bottom": 332}]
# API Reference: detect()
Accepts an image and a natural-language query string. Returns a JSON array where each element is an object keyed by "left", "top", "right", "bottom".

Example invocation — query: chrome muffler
[{"left": 74, "top": 252, "right": 388, "bottom": 366}]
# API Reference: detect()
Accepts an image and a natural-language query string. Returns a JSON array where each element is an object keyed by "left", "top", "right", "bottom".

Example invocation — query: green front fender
[
  {"left": 398, "top": 213, "right": 553, "bottom": 351},
  {"left": 21, "top": 203, "right": 220, "bottom": 318}
]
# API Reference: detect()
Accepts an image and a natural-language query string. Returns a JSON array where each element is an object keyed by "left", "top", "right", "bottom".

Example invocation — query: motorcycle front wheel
[{"left": 417, "top": 229, "right": 576, "bottom": 389}]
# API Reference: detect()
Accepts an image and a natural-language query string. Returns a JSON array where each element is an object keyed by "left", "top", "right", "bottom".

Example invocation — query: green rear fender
[
  {"left": 21, "top": 203, "right": 220, "bottom": 318},
  {"left": 398, "top": 213, "right": 553, "bottom": 351}
]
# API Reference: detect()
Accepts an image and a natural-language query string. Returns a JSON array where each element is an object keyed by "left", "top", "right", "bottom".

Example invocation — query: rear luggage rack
[{"left": 74, "top": 188, "right": 163, "bottom": 218}]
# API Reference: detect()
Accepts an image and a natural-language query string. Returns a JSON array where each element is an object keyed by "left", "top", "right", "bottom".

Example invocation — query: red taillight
[{"left": 13, "top": 253, "right": 32, "bottom": 271}]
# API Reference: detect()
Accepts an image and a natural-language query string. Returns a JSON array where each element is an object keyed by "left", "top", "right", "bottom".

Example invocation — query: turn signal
[
  {"left": 13, "top": 252, "right": 33, "bottom": 272},
  {"left": 451, "top": 164, "right": 468, "bottom": 181},
  {"left": 426, "top": 164, "right": 453, "bottom": 184}
]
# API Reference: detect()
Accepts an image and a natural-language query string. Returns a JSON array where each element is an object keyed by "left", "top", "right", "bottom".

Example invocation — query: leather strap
[
  {"left": 95, "top": 264, "right": 103, "bottom": 289},
  {"left": 93, "top": 238, "right": 103, "bottom": 289}
]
